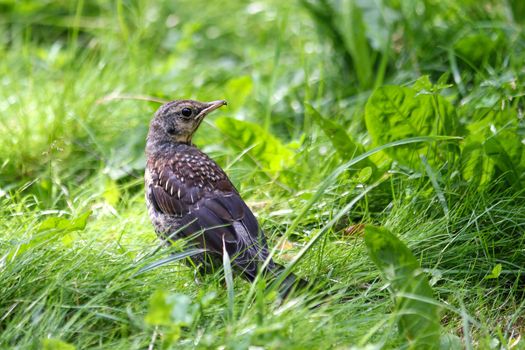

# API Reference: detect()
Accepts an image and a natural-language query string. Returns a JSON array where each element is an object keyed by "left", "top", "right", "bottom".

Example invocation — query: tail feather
[
  {"left": 267, "top": 264, "right": 352, "bottom": 306},
  {"left": 267, "top": 263, "right": 308, "bottom": 299}
]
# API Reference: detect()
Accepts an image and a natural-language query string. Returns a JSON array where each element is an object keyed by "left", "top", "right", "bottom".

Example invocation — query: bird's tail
[
  {"left": 266, "top": 264, "right": 354, "bottom": 306},
  {"left": 237, "top": 256, "right": 308, "bottom": 299},
  {"left": 267, "top": 263, "right": 308, "bottom": 299}
]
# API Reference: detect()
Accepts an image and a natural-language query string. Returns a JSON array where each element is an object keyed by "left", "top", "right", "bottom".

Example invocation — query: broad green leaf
[
  {"left": 454, "top": 31, "right": 504, "bottom": 65},
  {"left": 145, "top": 290, "right": 172, "bottom": 326},
  {"left": 215, "top": 116, "right": 295, "bottom": 174},
  {"left": 144, "top": 291, "right": 183, "bottom": 346},
  {"left": 412, "top": 75, "right": 433, "bottom": 92},
  {"left": 168, "top": 294, "right": 197, "bottom": 326},
  {"left": 42, "top": 339, "right": 76, "bottom": 350},
  {"left": 364, "top": 226, "right": 441, "bottom": 349},
  {"left": 461, "top": 109, "right": 524, "bottom": 188},
  {"left": 440, "top": 333, "right": 463, "bottom": 350},
  {"left": 355, "top": 166, "right": 373, "bottom": 183},
  {"left": 365, "top": 85, "right": 460, "bottom": 167}
]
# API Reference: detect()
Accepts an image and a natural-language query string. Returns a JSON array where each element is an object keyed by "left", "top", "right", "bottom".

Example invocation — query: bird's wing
[
  {"left": 147, "top": 155, "right": 272, "bottom": 280},
  {"left": 181, "top": 194, "right": 272, "bottom": 280}
]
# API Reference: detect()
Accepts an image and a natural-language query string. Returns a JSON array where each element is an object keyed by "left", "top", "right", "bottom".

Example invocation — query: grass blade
[
  {"left": 421, "top": 155, "right": 449, "bottom": 219},
  {"left": 222, "top": 237, "right": 235, "bottom": 320},
  {"left": 134, "top": 249, "right": 207, "bottom": 276},
  {"left": 285, "top": 135, "right": 461, "bottom": 236},
  {"left": 270, "top": 178, "right": 384, "bottom": 293}
]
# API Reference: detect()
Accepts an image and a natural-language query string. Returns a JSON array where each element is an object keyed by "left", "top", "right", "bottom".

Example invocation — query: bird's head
[{"left": 148, "top": 99, "right": 227, "bottom": 146}]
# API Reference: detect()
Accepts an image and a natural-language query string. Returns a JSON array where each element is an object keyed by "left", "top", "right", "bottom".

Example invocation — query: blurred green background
[{"left": 1, "top": 0, "right": 525, "bottom": 349}]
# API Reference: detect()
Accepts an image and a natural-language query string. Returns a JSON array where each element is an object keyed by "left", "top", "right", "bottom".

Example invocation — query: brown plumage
[{"left": 144, "top": 99, "right": 304, "bottom": 289}]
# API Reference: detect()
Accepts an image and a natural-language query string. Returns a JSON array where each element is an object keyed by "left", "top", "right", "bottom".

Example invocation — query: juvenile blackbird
[{"left": 145, "top": 99, "right": 304, "bottom": 291}]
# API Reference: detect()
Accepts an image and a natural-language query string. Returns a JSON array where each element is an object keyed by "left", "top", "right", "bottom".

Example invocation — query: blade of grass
[
  {"left": 421, "top": 155, "right": 449, "bottom": 219},
  {"left": 269, "top": 177, "right": 384, "bottom": 293},
  {"left": 223, "top": 236, "right": 235, "bottom": 321},
  {"left": 133, "top": 249, "right": 207, "bottom": 276}
]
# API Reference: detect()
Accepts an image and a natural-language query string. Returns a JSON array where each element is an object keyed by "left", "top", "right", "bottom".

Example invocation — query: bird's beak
[{"left": 198, "top": 100, "right": 227, "bottom": 120}]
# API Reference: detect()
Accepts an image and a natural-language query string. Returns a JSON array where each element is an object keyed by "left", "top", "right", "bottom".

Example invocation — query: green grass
[{"left": 1, "top": 0, "right": 525, "bottom": 349}]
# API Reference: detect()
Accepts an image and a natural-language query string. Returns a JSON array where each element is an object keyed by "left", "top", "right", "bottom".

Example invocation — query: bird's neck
[
  {"left": 146, "top": 121, "right": 194, "bottom": 157},
  {"left": 146, "top": 138, "right": 195, "bottom": 156}
]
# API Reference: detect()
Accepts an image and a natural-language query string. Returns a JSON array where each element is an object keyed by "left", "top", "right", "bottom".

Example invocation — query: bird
[{"left": 144, "top": 99, "right": 305, "bottom": 294}]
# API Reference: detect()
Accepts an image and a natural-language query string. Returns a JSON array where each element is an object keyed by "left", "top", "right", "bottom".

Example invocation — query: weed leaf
[
  {"left": 484, "top": 264, "right": 502, "bottom": 280},
  {"left": 41, "top": 339, "right": 76, "bottom": 350},
  {"left": 215, "top": 116, "right": 295, "bottom": 174},
  {"left": 38, "top": 211, "right": 92, "bottom": 232},
  {"left": 145, "top": 290, "right": 196, "bottom": 327},
  {"left": 306, "top": 103, "right": 364, "bottom": 158},
  {"left": 365, "top": 85, "right": 459, "bottom": 167},
  {"left": 8, "top": 211, "right": 92, "bottom": 262},
  {"left": 364, "top": 225, "right": 441, "bottom": 349}
]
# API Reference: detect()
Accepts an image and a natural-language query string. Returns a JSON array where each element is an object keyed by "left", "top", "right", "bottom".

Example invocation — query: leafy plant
[
  {"left": 364, "top": 226, "right": 441, "bottom": 349},
  {"left": 215, "top": 116, "right": 295, "bottom": 175},
  {"left": 306, "top": 103, "right": 365, "bottom": 159},
  {"left": 365, "top": 84, "right": 460, "bottom": 168},
  {"left": 300, "top": 0, "right": 392, "bottom": 91},
  {"left": 7, "top": 211, "right": 91, "bottom": 262}
]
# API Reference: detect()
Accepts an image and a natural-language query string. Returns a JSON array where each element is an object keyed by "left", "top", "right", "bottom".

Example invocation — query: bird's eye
[{"left": 181, "top": 108, "right": 192, "bottom": 117}]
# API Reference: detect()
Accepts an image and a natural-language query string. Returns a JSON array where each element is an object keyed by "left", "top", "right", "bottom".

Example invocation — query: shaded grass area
[{"left": 1, "top": 0, "right": 525, "bottom": 348}]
